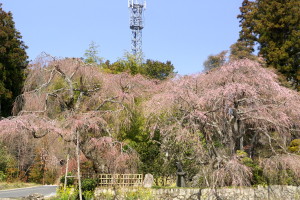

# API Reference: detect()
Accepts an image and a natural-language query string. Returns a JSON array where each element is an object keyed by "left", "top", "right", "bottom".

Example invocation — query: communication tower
[{"left": 128, "top": 0, "right": 146, "bottom": 57}]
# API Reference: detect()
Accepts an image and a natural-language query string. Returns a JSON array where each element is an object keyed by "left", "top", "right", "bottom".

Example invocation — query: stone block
[{"left": 143, "top": 173, "right": 154, "bottom": 188}]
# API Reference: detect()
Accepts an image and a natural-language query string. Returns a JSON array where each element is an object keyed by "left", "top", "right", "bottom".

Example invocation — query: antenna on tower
[{"left": 128, "top": 0, "right": 146, "bottom": 61}]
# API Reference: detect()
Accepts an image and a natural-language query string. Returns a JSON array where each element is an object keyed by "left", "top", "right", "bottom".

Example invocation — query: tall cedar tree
[
  {"left": 238, "top": 0, "right": 300, "bottom": 89},
  {"left": 0, "top": 4, "right": 28, "bottom": 117},
  {"left": 238, "top": 0, "right": 257, "bottom": 52}
]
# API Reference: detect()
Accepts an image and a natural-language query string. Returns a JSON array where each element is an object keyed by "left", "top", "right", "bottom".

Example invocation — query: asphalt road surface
[{"left": 0, "top": 185, "right": 57, "bottom": 198}]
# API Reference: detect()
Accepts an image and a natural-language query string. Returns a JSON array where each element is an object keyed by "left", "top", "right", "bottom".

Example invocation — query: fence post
[
  {"left": 63, "top": 154, "right": 69, "bottom": 191},
  {"left": 76, "top": 131, "right": 83, "bottom": 200}
]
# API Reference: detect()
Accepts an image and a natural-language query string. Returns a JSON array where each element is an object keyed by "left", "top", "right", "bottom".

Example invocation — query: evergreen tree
[
  {"left": 255, "top": 0, "right": 300, "bottom": 88},
  {"left": 237, "top": 0, "right": 257, "bottom": 53},
  {"left": 143, "top": 59, "right": 175, "bottom": 80},
  {"left": 0, "top": 4, "right": 28, "bottom": 117},
  {"left": 238, "top": 0, "right": 300, "bottom": 89},
  {"left": 229, "top": 41, "right": 257, "bottom": 61},
  {"left": 203, "top": 50, "right": 228, "bottom": 72},
  {"left": 83, "top": 41, "right": 103, "bottom": 64}
]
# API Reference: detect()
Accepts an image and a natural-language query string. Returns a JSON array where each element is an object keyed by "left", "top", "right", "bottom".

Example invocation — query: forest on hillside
[{"left": 0, "top": 0, "right": 300, "bottom": 191}]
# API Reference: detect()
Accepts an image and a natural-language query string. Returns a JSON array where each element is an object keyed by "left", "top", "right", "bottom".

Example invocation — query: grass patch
[
  {"left": 0, "top": 182, "right": 40, "bottom": 190},
  {"left": 151, "top": 185, "right": 197, "bottom": 189}
]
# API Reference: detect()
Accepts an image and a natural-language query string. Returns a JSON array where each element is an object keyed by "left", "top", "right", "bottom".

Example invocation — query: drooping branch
[{"left": 145, "top": 59, "right": 300, "bottom": 186}]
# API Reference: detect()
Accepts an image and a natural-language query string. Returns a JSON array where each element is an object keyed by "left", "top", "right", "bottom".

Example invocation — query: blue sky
[{"left": 2, "top": 0, "right": 242, "bottom": 74}]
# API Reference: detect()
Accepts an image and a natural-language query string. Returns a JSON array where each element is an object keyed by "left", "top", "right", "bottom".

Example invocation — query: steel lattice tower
[{"left": 128, "top": 0, "right": 146, "bottom": 57}]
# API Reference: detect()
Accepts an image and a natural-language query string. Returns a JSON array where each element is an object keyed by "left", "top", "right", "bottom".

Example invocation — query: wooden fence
[{"left": 84, "top": 174, "right": 143, "bottom": 187}]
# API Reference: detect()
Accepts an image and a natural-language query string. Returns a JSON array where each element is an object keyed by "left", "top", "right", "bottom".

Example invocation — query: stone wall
[{"left": 95, "top": 185, "right": 300, "bottom": 200}]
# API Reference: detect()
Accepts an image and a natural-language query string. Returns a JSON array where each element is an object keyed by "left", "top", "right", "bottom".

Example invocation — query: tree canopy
[
  {"left": 0, "top": 1, "right": 300, "bottom": 187},
  {"left": 145, "top": 59, "right": 300, "bottom": 186},
  {"left": 0, "top": 58, "right": 300, "bottom": 186},
  {"left": 0, "top": 54, "right": 159, "bottom": 176},
  {"left": 83, "top": 41, "right": 103, "bottom": 64},
  {"left": 229, "top": 41, "right": 257, "bottom": 61},
  {"left": 102, "top": 53, "right": 175, "bottom": 80},
  {"left": 0, "top": 4, "right": 28, "bottom": 117},
  {"left": 203, "top": 50, "right": 228, "bottom": 72},
  {"left": 238, "top": 0, "right": 300, "bottom": 89}
]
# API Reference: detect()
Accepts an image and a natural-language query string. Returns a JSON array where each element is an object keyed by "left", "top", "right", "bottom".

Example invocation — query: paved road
[{"left": 0, "top": 185, "right": 57, "bottom": 198}]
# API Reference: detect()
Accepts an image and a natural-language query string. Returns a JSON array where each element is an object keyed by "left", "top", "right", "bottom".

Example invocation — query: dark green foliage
[
  {"left": 237, "top": 0, "right": 257, "bottom": 52},
  {"left": 81, "top": 178, "right": 97, "bottom": 192},
  {"left": 255, "top": 0, "right": 300, "bottom": 89},
  {"left": 118, "top": 101, "right": 173, "bottom": 182},
  {"left": 237, "top": 151, "right": 267, "bottom": 185},
  {"left": 134, "top": 132, "right": 166, "bottom": 176},
  {"left": 60, "top": 172, "right": 75, "bottom": 186},
  {"left": 102, "top": 53, "right": 175, "bottom": 80},
  {"left": 203, "top": 51, "right": 228, "bottom": 72},
  {"left": 0, "top": 144, "right": 10, "bottom": 173},
  {"left": 229, "top": 41, "right": 257, "bottom": 61},
  {"left": 0, "top": 4, "right": 28, "bottom": 117},
  {"left": 238, "top": 0, "right": 300, "bottom": 89},
  {"left": 143, "top": 59, "right": 175, "bottom": 80}
]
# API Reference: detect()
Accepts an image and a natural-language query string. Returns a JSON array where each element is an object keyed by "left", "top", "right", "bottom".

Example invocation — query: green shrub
[
  {"left": 236, "top": 150, "right": 248, "bottom": 158},
  {"left": 60, "top": 172, "right": 75, "bottom": 186},
  {"left": 0, "top": 171, "right": 6, "bottom": 181},
  {"left": 56, "top": 186, "right": 78, "bottom": 200},
  {"left": 237, "top": 150, "right": 267, "bottom": 185},
  {"left": 82, "top": 190, "right": 94, "bottom": 200},
  {"left": 252, "top": 165, "right": 267, "bottom": 186},
  {"left": 289, "top": 139, "right": 300, "bottom": 154},
  {"left": 81, "top": 178, "right": 97, "bottom": 192},
  {"left": 291, "top": 139, "right": 300, "bottom": 146},
  {"left": 125, "top": 188, "right": 153, "bottom": 200}
]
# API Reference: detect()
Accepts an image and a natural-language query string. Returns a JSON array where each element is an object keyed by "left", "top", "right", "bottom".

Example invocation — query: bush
[
  {"left": 81, "top": 178, "right": 97, "bottom": 192},
  {"left": 56, "top": 186, "right": 78, "bottom": 200},
  {"left": 83, "top": 190, "right": 94, "bottom": 200},
  {"left": 60, "top": 172, "right": 75, "bottom": 186},
  {"left": 289, "top": 139, "right": 300, "bottom": 154},
  {"left": 125, "top": 188, "right": 153, "bottom": 200},
  {"left": 237, "top": 150, "right": 267, "bottom": 185},
  {"left": 0, "top": 171, "right": 6, "bottom": 181}
]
